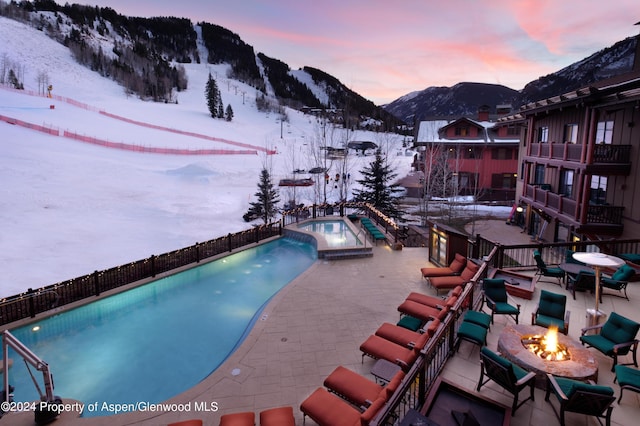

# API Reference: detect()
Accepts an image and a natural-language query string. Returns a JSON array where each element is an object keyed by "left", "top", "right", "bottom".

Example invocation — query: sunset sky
[{"left": 72, "top": 0, "right": 639, "bottom": 104}]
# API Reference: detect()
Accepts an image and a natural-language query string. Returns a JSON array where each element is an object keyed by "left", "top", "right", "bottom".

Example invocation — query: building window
[
  {"left": 590, "top": 175, "right": 608, "bottom": 204},
  {"left": 564, "top": 124, "right": 579, "bottom": 144},
  {"left": 559, "top": 169, "right": 574, "bottom": 197},
  {"left": 491, "top": 148, "right": 512, "bottom": 160},
  {"left": 538, "top": 126, "right": 549, "bottom": 143},
  {"left": 595, "top": 121, "right": 614, "bottom": 144},
  {"left": 491, "top": 173, "right": 516, "bottom": 189},
  {"left": 455, "top": 126, "right": 469, "bottom": 136},
  {"left": 506, "top": 125, "right": 520, "bottom": 136},
  {"left": 534, "top": 164, "right": 545, "bottom": 184}
]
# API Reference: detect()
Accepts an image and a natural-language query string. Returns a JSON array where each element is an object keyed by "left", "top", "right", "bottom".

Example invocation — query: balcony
[
  {"left": 527, "top": 143, "right": 631, "bottom": 175},
  {"left": 522, "top": 184, "right": 624, "bottom": 235}
]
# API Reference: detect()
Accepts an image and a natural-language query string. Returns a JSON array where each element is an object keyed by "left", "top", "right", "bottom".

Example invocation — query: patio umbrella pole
[{"left": 572, "top": 252, "right": 624, "bottom": 329}]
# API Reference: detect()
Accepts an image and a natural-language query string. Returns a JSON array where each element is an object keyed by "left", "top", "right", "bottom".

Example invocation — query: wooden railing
[
  {"left": 370, "top": 258, "right": 490, "bottom": 425},
  {"left": 529, "top": 142, "right": 631, "bottom": 163}
]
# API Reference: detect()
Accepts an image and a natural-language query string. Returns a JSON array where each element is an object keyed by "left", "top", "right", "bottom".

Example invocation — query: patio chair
[
  {"left": 219, "top": 412, "right": 254, "bottom": 426},
  {"left": 405, "top": 285, "right": 463, "bottom": 307},
  {"left": 323, "top": 366, "right": 405, "bottom": 407},
  {"left": 420, "top": 253, "right": 466, "bottom": 279},
  {"left": 600, "top": 263, "right": 635, "bottom": 301},
  {"left": 359, "top": 329, "right": 431, "bottom": 371},
  {"left": 397, "top": 299, "right": 452, "bottom": 323},
  {"left": 300, "top": 387, "right": 386, "bottom": 426},
  {"left": 531, "top": 290, "right": 570, "bottom": 335},
  {"left": 545, "top": 374, "right": 615, "bottom": 426},
  {"left": 533, "top": 250, "right": 565, "bottom": 285},
  {"left": 580, "top": 311, "right": 640, "bottom": 372},
  {"left": 456, "top": 320, "right": 487, "bottom": 352},
  {"left": 259, "top": 406, "right": 295, "bottom": 426},
  {"left": 614, "top": 364, "right": 640, "bottom": 404},
  {"left": 481, "top": 278, "right": 520, "bottom": 324},
  {"left": 374, "top": 319, "right": 440, "bottom": 348},
  {"left": 477, "top": 347, "right": 536, "bottom": 415},
  {"left": 169, "top": 421, "right": 203, "bottom": 426},
  {"left": 566, "top": 270, "right": 595, "bottom": 300},
  {"left": 429, "top": 261, "right": 479, "bottom": 294}
]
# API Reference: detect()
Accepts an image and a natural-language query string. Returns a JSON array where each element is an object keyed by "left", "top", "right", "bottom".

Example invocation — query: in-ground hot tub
[{"left": 285, "top": 218, "right": 373, "bottom": 260}]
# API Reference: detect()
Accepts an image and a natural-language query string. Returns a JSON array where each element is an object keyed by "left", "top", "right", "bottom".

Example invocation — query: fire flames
[{"left": 522, "top": 326, "right": 570, "bottom": 361}]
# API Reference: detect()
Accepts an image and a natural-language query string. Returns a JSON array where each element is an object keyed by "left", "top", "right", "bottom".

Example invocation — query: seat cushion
[
  {"left": 429, "top": 275, "right": 465, "bottom": 289},
  {"left": 538, "top": 291, "right": 566, "bottom": 319},
  {"left": 260, "top": 406, "right": 295, "bottom": 426},
  {"left": 300, "top": 388, "right": 361, "bottom": 426},
  {"left": 580, "top": 334, "right": 616, "bottom": 355},
  {"left": 493, "top": 302, "right": 519, "bottom": 315},
  {"left": 535, "top": 314, "right": 566, "bottom": 333},
  {"left": 615, "top": 365, "right": 640, "bottom": 388},
  {"left": 375, "top": 323, "right": 422, "bottom": 348},
  {"left": 457, "top": 321, "right": 487, "bottom": 345},
  {"left": 397, "top": 316, "right": 422, "bottom": 331},
  {"left": 601, "top": 312, "right": 640, "bottom": 345},
  {"left": 219, "top": 412, "right": 255, "bottom": 426},
  {"left": 323, "top": 366, "right": 382, "bottom": 407},
  {"left": 463, "top": 310, "right": 491, "bottom": 329}
]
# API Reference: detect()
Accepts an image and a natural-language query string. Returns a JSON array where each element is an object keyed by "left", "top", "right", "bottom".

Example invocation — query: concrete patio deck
[{"left": 3, "top": 220, "right": 640, "bottom": 426}]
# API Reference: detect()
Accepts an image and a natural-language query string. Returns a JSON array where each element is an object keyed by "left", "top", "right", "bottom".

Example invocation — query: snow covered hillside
[{"left": 0, "top": 16, "right": 413, "bottom": 297}]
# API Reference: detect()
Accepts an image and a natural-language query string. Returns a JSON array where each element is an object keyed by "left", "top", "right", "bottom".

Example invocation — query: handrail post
[
  {"left": 28, "top": 288, "right": 35, "bottom": 318},
  {"left": 93, "top": 270, "right": 100, "bottom": 296}
]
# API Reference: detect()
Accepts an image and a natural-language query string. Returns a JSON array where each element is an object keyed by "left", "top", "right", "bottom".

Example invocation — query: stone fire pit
[{"left": 497, "top": 324, "right": 598, "bottom": 388}]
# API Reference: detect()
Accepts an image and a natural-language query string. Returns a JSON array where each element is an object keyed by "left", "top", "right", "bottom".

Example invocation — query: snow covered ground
[{"left": 0, "top": 16, "right": 413, "bottom": 298}]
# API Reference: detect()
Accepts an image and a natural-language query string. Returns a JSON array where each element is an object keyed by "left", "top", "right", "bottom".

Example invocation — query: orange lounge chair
[
  {"left": 359, "top": 329, "right": 431, "bottom": 370},
  {"left": 397, "top": 297, "right": 455, "bottom": 322},
  {"left": 429, "top": 261, "right": 479, "bottom": 294},
  {"left": 260, "top": 406, "right": 295, "bottom": 426},
  {"left": 300, "top": 387, "right": 386, "bottom": 426},
  {"left": 421, "top": 253, "right": 466, "bottom": 279},
  {"left": 219, "top": 412, "right": 254, "bottom": 426},
  {"left": 169, "top": 420, "right": 204, "bottom": 426},
  {"left": 375, "top": 319, "right": 440, "bottom": 347},
  {"left": 324, "top": 366, "right": 405, "bottom": 407},
  {"left": 406, "top": 286, "right": 463, "bottom": 307}
]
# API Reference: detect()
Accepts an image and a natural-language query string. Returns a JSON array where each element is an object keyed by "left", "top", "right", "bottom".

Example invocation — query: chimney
[{"left": 477, "top": 105, "right": 490, "bottom": 121}]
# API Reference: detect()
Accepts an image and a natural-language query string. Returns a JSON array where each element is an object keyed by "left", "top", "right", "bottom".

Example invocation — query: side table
[{"left": 370, "top": 358, "right": 401, "bottom": 384}]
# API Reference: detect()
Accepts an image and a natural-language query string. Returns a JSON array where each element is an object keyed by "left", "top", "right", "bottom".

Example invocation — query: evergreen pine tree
[
  {"left": 205, "top": 73, "right": 219, "bottom": 118},
  {"left": 225, "top": 104, "right": 234, "bottom": 121},
  {"left": 243, "top": 168, "right": 280, "bottom": 223},
  {"left": 352, "top": 149, "right": 404, "bottom": 220}
]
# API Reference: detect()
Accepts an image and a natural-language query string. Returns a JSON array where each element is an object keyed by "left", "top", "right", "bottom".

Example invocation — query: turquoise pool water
[
  {"left": 4, "top": 237, "right": 316, "bottom": 417},
  {"left": 297, "top": 219, "right": 363, "bottom": 247}
]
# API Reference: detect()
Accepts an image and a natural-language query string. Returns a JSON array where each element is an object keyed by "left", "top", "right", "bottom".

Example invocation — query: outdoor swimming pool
[
  {"left": 4, "top": 237, "right": 316, "bottom": 417},
  {"left": 297, "top": 219, "right": 363, "bottom": 248}
]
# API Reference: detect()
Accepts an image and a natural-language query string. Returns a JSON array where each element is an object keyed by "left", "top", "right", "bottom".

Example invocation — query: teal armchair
[
  {"left": 600, "top": 263, "right": 635, "bottom": 301},
  {"left": 531, "top": 290, "right": 570, "bottom": 335},
  {"left": 580, "top": 311, "right": 640, "bottom": 372},
  {"left": 533, "top": 250, "right": 564, "bottom": 285},
  {"left": 477, "top": 347, "right": 536, "bottom": 415},
  {"left": 482, "top": 278, "right": 520, "bottom": 324},
  {"left": 545, "top": 374, "right": 615, "bottom": 426}
]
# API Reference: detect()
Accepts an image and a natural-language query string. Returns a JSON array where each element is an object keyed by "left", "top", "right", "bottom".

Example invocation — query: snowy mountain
[
  {"left": 385, "top": 36, "right": 638, "bottom": 123},
  {"left": 0, "top": 15, "right": 413, "bottom": 298},
  {"left": 0, "top": 1, "right": 401, "bottom": 128}
]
